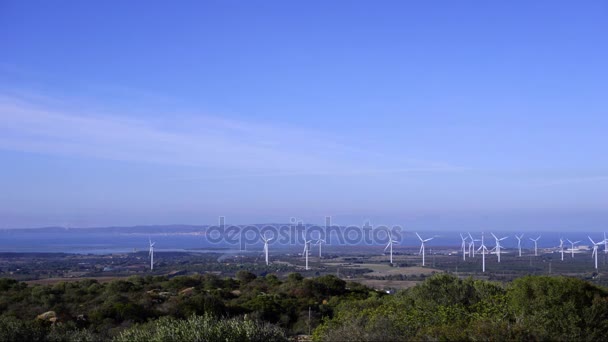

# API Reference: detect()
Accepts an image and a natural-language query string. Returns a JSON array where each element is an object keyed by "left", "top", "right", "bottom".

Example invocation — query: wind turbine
[
  {"left": 460, "top": 233, "right": 468, "bottom": 261},
  {"left": 314, "top": 234, "right": 326, "bottom": 259},
  {"left": 589, "top": 236, "right": 602, "bottom": 269},
  {"left": 515, "top": 234, "right": 524, "bottom": 257},
  {"left": 384, "top": 231, "right": 398, "bottom": 264},
  {"left": 477, "top": 232, "right": 489, "bottom": 273},
  {"left": 148, "top": 238, "right": 155, "bottom": 270},
  {"left": 468, "top": 233, "right": 481, "bottom": 257},
  {"left": 416, "top": 233, "right": 434, "bottom": 267},
  {"left": 262, "top": 233, "right": 273, "bottom": 266},
  {"left": 604, "top": 232, "right": 608, "bottom": 254},
  {"left": 530, "top": 236, "right": 541, "bottom": 256},
  {"left": 302, "top": 239, "right": 312, "bottom": 270},
  {"left": 490, "top": 233, "right": 508, "bottom": 263},
  {"left": 559, "top": 238, "right": 565, "bottom": 261},
  {"left": 567, "top": 239, "right": 580, "bottom": 258}
]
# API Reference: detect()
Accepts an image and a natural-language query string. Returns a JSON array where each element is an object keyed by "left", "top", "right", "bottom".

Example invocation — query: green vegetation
[
  {"left": 314, "top": 274, "right": 608, "bottom": 341},
  {"left": 1, "top": 273, "right": 608, "bottom": 341},
  {"left": 115, "top": 314, "right": 286, "bottom": 342},
  {"left": 0, "top": 272, "right": 369, "bottom": 340}
]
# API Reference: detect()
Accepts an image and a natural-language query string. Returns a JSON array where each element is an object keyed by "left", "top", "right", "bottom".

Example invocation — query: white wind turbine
[
  {"left": 384, "top": 231, "right": 398, "bottom": 264},
  {"left": 262, "top": 233, "right": 273, "bottom": 266},
  {"left": 530, "top": 236, "right": 541, "bottom": 256},
  {"left": 515, "top": 234, "right": 524, "bottom": 257},
  {"left": 567, "top": 239, "right": 580, "bottom": 258},
  {"left": 477, "top": 232, "right": 489, "bottom": 273},
  {"left": 559, "top": 238, "right": 565, "bottom": 261},
  {"left": 589, "top": 236, "right": 602, "bottom": 270},
  {"left": 490, "top": 233, "right": 508, "bottom": 263},
  {"left": 315, "top": 234, "right": 326, "bottom": 259},
  {"left": 148, "top": 238, "right": 155, "bottom": 270},
  {"left": 416, "top": 233, "right": 434, "bottom": 267},
  {"left": 468, "top": 233, "right": 480, "bottom": 258},
  {"left": 302, "top": 239, "right": 312, "bottom": 270},
  {"left": 460, "top": 233, "right": 468, "bottom": 261}
]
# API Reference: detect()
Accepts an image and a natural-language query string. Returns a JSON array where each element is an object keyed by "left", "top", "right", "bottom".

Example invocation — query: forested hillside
[{"left": 1, "top": 272, "right": 607, "bottom": 341}]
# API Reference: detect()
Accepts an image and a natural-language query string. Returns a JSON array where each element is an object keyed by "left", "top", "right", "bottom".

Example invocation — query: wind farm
[
  {"left": 3, "top": 227, "right": 608, "bottom": 285},
  {"left": 3, "top": 225, "right": 608, "bottom": 342},
  {"left": 2, "top": 1, "right": 607, "bottom": 340}
]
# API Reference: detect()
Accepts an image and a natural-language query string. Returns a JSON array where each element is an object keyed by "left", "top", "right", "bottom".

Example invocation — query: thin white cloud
[
  {"left": 168, "top": 166, "right": 468, "bottom": 181},
  {"left": 532, "top": 176, "right": 608, "bottom": 187},
  {"left": 0, "top": 92, "right": 464, "bottom": 175}
]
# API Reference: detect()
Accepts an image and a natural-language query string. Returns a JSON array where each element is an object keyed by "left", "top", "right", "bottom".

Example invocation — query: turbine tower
[
  {"left": 460, "top": 233, "right": 468, "bottom": 261},
  {"left": 589, "top": 236, "right": 602, "bottom": 269},
  {"left": 148, "top": 238, "right": 155, "bottom": 270},
  {"left": 515, "top": 234, "right": 524, "bottom": 257},
  {"left": 416, "top": 233, "right": 434, "bottom": 267},
  {"left": 315, "top": 234, "right": 326, "bottom": 259},
  {"left": 567, "top": 239, "right": 580, "bottom": 258},
  {"left": 530, "top": 236, "right": 541, "bottom": 256},
  {"left": 477, "top": 232, "right": 489, "bottom": 273},
  {"left": 468, "top": 233, "right": 480, "bottom": 258},
  {"left": 559, "top": 238, "right": 565, "bottom": 261},
  {"left": 262, "top": 233, "right": 273, "bottom": 266},
  {"left": 302, "top": 239, "right": 312, "bottom": 270},
  {"left": 491, "top": 233, "right": 508, "bottom": 263},
  {"left": 384, "top": 231, "right": 398, "bottom": 264}
]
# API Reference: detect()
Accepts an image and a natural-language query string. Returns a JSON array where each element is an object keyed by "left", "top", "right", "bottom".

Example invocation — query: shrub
[{"left": 114, "top": 314, "right": 287, "bottom": 342}]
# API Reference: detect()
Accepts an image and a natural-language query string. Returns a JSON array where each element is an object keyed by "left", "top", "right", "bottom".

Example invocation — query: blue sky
[{"left": 0, "top": 0, "right": 607, "bottom": 229}]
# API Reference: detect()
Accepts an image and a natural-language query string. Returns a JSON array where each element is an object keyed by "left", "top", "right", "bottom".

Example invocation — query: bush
[{"left": 114, "top": 314, "right": 287, "bottom": 342}]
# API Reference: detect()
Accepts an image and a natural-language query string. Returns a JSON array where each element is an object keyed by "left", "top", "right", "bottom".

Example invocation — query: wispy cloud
[
  {"left": 532, "top": 176, "right": 608, "bottom": 187},
  {"left": 0, "top": 92, "right": 464, "bottom": 176}
]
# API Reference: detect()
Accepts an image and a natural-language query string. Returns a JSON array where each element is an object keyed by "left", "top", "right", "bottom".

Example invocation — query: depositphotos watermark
[{"left": 205, "top": 216, "right": 403, "bottom": 250}]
